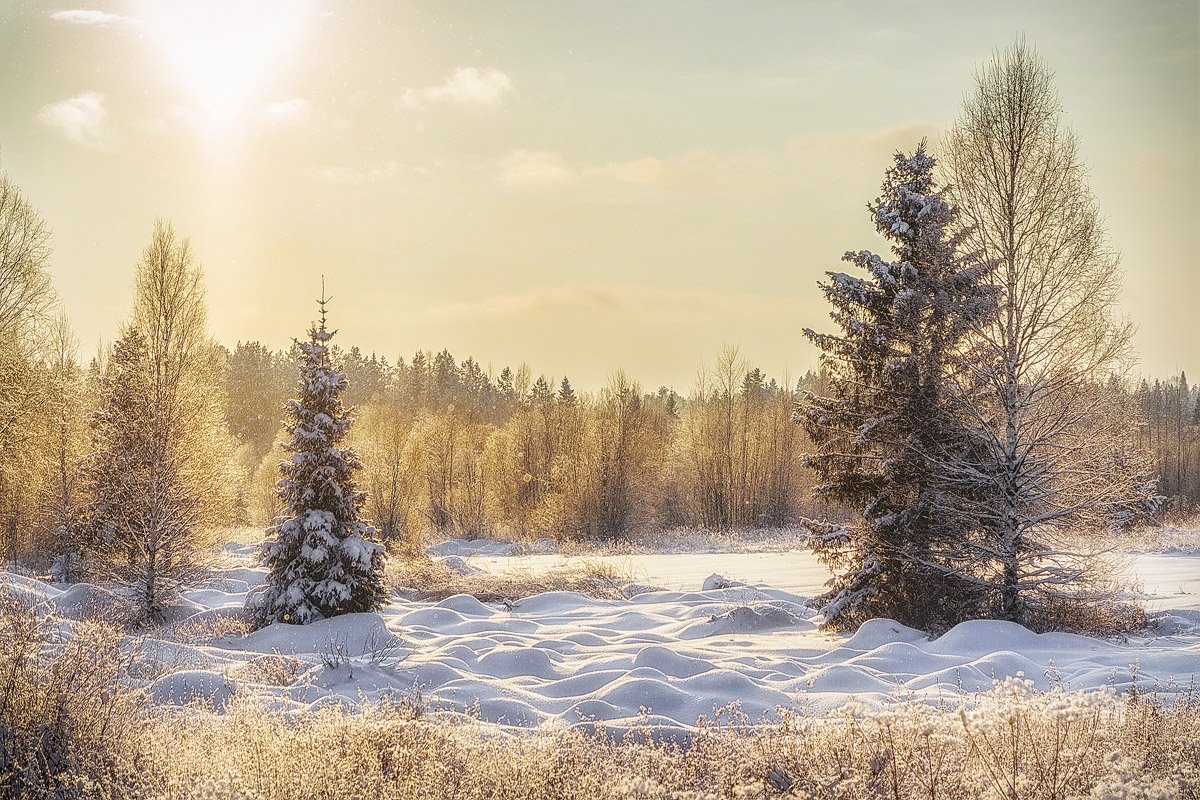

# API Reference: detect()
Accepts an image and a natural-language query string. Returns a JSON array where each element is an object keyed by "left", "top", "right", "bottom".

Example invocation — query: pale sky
[{"left": 1, "top": 0, "right": 1196, "bottom": 390}]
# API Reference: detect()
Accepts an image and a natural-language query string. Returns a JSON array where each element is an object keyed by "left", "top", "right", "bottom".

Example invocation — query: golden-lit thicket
[
  {"left": 344, "top": 371, "right": 679, "bottom": 543},
  {"left": 407, "top": 407, "right": 493, "bottom": 538},
  {"left": 1137, "top": 372, "right": 1200, "bottom": 515},
  {"left": 76, "top": 222, "right": 240, "bottom": 620},
  {"left": 271, "top": 356, "right": 826, "bottom": 544},
  {"left": 0, "top": 172, "right": 62, "bottom": 561},
  {"left": 0, "top": 168, "right": 248, "bottom": 581},
  {"left": 354, "top": 401, "right": 417, "bottom": 546},
  {"left": 225, "top": 341, "right": 1188, "bottom": 549},
  {"left": 666, "top": 348, "right": 813, "bottom": 531},
  {"left": 202, "top": 340, "right": 1196, "bottom": 557},
  {"left": 34, "top": 312, "right": 91, "bottom": 579},
  {"left": 0, "top": 180, "right": 247, "bottom": 580}
]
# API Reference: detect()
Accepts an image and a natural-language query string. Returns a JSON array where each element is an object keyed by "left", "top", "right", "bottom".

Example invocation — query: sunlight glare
[{"left": 138, "top": 0, "right": 307, "bottom": 120}]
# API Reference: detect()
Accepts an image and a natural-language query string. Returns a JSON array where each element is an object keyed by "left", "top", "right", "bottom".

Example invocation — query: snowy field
[{"left": 6, "top": 534, "right": 1200, "bottom": 736}]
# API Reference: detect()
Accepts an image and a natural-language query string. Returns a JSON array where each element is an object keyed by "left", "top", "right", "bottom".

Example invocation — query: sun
[{"left": 137, "top": 0, "right": 307, "bottom": 119}]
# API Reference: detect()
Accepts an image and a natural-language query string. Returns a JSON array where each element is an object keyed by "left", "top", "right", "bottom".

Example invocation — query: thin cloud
[
  {"left": 497, "top": 147, "right": 770, "bottom": 194},
  {"left": 423, "top": 285, "right": 797, "bottom": 322},
  {"left": 498, "top": 150, "right": 577, "bottom": 187},
  {"left": 589, "top": 148, "right": 770, "bottom": 194},
  {"left": 49, "top": 9, "right": 136, "bottom": 26},
  {"left": 496, "top": 124, "right": 940, "bottom": 197},
  {"left": 260, "top": 98, "right": 310, "bottom": 123},
  {"left": 401, "top": 67, "right": 513, "bottom": 110},
  {"left": 38, "top": 91, "right": 108, "bottom": 148},
  {"left": 305, "top": 160, "right": 435, "bottom": 186}
]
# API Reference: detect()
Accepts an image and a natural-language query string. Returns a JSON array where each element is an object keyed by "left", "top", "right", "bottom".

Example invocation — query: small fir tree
[
  {"left": 798, "top": 141, "right": 998, "bottom": 630},
  {"left": 251, "top": 293, "right": 386, "bottom": 625},
  {"left": 557, "top": 376, "right": 577, "bottom": 405}
]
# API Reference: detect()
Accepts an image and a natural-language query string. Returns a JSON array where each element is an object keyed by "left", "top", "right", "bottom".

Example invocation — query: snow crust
[{"left": 7, "top": 540, "right": 1199, "bottom": 735}]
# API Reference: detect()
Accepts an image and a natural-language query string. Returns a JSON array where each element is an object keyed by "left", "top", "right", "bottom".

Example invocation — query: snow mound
[
  {"left": 230, "top": 612, "right": 400, "bottom": 658},
  {"left": 427, "top": 539, "right": 520, "bottom": 557},
  {"left": 681, "top": 604, "right": 813, "bottom": 639},
  {"left": 701, "top": 573, "right": 745, "bottom": 591},
  {"left": 843, "top": 618, "right": 928, "bottom": 650},
  {"left": 50, "top": 582, "right": 126, "bottom": 620},
  {"left": 1, "top": 573, "right": 61, "bottom": 606},
  {"left": 437, "top": 555, "right": 479, "bottom": 575},
  {"left": 10, "top": 540, "right": 1200, "bottom": 733}
]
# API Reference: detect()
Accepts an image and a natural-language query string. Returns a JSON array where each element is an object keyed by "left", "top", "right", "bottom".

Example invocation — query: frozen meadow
[{"left": 8, "top": 531, "right": 1199, "bottom": 736}]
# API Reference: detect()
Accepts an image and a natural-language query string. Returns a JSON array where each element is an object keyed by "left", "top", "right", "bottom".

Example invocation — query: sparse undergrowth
[
  {"left": 404, "top": 525, "right": 813, "bottom": 557},
  {"left": 1023, "top": 592, "right": 1153, "bottom": 638},
  {"left": 387, "top": 555, "right": 636, "bottom": 602},
  {"left": 1102, "top": 523, "right": 1200, "bottom": 555},
  {"left": 23, "top": 682, "right": 1200, "bottom": 800},
  {"left": 552, "top": 526, "right": 813, "bottom": 556},
  {"left": 0, "top": 596, "right": 151, "bottom": 798}
]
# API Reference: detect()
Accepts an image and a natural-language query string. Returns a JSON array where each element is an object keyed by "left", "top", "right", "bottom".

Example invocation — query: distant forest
[
  {"left": 1, "top": 263, "right": 1198, "bottom": 566},
  {"left": 221, "top": 338, "right": 1200, "bottom": 539}
]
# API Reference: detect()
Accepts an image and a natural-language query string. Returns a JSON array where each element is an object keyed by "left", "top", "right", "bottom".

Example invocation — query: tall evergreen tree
[
  {"left": 405, "top": 351, "right": 429, "bottom": 409},
  {"left": 430, "top": 349, "right": 460, "bottom": 405},
  {"left": 799, "top": 142, "right": 998, "bottom": 630},
  {"left": 497, "top": 367, "right": 515, "bottom": 399},
  {"left": 557, "top": 376, "right": 577, "bottom": 406},
  {"left": 251, "top": 293, "right": 386, "bottom": 625},
  {"left": 81, "top": 328, "right": 155, "bottom": 556},
  {"left": 1191, "top": 379, "right": 1200, "bottom": 429},
  {"left": 224, "top": 341, "right": 288, "bottom": 460},
  {"left": 82, "top": 326, "right": 209, "bottom": 620}
]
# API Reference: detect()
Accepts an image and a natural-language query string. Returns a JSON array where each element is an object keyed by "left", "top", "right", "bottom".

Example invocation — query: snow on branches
[
  {"left": 250, "top": 297, "right": 386, "bottom": 625},
  {"left": 798, "top": 141, "right": 999, "bottom": 631}
]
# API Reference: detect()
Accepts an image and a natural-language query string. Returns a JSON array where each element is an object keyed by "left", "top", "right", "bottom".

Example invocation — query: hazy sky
[{"left": 1, "top": 0, "right": 1196, "bottom": 390}]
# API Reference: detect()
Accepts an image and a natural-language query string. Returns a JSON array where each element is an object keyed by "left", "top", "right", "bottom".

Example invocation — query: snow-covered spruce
[
  {"left": 798, "top": 141, "right": 999, "bottom": 631},
  {"left": 249, "top": 298, "right": 386, "bottom": 625}
]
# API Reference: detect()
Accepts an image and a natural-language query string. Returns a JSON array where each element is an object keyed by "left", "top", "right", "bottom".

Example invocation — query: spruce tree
[
  {"left": 252, "top": 293, "right": 386, "bottom": 625},
  {"left": 82, "top": 326, "right": 210, "bottom": 621},
  {"left": 799, "top": 141, "right": 998, "bottom": 630},
  {"left": 81, "top": 327, "right": 155, "bottom": 555},
  {"left": 557, "top": 376, "right": 577, "bottom": 405}
]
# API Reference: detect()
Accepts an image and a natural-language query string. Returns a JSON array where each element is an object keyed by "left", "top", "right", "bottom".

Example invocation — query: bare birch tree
[
  {"left": 943, "top": 38, "right": 1152, "bottom": 622},
  {"left": 0, "top": 173, "right": 53, "bottom": 343},
  {"left": 0, "top": 172, "right": 57, "bottom": 558},
  {"left": 36, "top": 311, "right": 89, "bottom": 579}
]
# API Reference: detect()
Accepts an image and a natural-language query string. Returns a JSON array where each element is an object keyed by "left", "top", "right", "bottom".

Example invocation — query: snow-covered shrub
[
  {"left": 0, "top": 594, "right": 146, "bottom": 798},
  {"left": 387, "top": 554, "right": 632, "bottom": 602}
]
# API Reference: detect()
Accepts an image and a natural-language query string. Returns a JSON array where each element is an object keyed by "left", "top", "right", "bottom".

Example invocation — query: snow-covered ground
[
  {"left": 7, "top": 537, "right": 1199, "bottom": 736},
  {"left": 469, "top": 547, "right": 1200, "bottom": 612}
]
